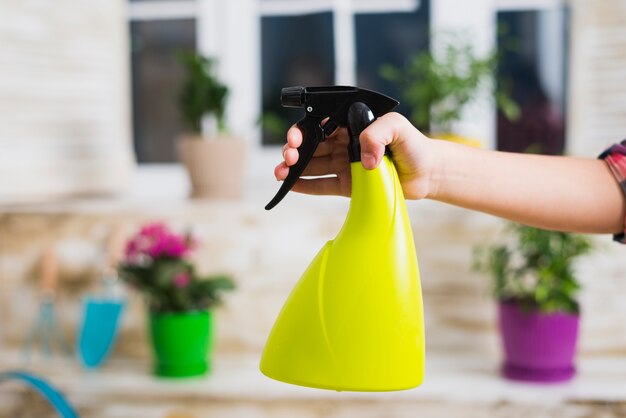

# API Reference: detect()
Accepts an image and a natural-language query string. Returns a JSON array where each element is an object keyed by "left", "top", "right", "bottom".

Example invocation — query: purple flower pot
[{"left": 498, "top": 301, "right": 579, "bottom": 383}]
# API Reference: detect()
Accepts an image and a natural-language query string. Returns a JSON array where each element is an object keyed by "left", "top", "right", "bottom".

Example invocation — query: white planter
[{"left": 178, "top": 135, "right": 246, "bottom": 199}]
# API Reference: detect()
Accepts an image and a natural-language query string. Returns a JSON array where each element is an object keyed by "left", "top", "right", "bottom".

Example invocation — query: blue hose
[{"left": 0, "top": 371, "right": 79, "bottom": 418}]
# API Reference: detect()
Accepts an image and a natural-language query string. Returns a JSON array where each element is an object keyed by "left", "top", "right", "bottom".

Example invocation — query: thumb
[{"left": 359, "top": 113, "right": 399, "bottom": 170}]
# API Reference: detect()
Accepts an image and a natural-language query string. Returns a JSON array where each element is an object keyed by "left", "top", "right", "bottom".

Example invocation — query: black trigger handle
[{"left": 265, "top": 116, "right": 325, "bottom": 210}]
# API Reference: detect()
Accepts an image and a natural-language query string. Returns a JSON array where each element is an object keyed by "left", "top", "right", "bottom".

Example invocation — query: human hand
[{"left": 274, "top": 112, "right": 435, "bottom": 199}]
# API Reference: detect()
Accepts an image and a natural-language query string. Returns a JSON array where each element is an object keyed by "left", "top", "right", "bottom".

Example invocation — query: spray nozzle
[
  {"left": 265, "top": 86, "right": 399, "bottom": 210},
  {"left": 280, "top": 86, "right": 306, "bottom": 107}
]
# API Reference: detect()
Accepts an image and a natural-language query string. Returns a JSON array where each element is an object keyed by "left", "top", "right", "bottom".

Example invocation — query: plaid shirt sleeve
[{"left": 599, "top": 139, "right": 626, "bottom": 243}]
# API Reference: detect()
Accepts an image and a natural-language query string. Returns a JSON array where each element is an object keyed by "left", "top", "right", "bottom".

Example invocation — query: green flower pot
[{"left": 149, "top": 310, "right": 214, "bottom": 378}]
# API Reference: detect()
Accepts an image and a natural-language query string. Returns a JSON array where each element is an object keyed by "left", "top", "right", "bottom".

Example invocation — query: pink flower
[
  {"left": 124, "top": 222, "right": 196, "bottom": 263},
  {"left": 139, "top": 223, "right": 168, "bottom": 236},
  {"left": 173, "top": 272, "right": 190, "bottom": 288},
  {"left": 147, "top": 234, "right": 187, "bottom": 259}
]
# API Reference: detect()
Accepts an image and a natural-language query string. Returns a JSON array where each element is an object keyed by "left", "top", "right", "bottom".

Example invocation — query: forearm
[{"left": 428, "top": 140, "right": 626, "bottom": 234}]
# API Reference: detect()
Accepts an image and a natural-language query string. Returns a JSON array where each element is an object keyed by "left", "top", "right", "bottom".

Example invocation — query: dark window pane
[
  {"left": 497, "top": 9, "right": 569, "bottom": 155},
  {"left": 261, "top": 12, "right": 335, "bottom": 145},
  {"left": 130, "top": 19, "right": 196, "bottom": 163},
  {"left": 355, "top": 0, "right": 430, "bottom": 120}
]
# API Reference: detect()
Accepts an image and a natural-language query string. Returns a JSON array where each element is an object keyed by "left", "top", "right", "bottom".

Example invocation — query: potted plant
[
  {"left": 177, "top": 52, "right": 246, "bottom": 199},
  {"left": 380, "top": 32, "right": 519, "bottom": 147},
  {"left": 473, "top": 223, "right": 594, "bottom": 383},
  {"left": 118, "top": 222, "right": 235, "bottom": 378}
]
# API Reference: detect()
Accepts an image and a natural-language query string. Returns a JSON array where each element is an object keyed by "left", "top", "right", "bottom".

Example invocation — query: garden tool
[
  {"left": 77, "top": 225, "right": 126, "bottom": 368},
  {"left": 261, "top": 86, "right": 425, "bottom": 391},
  {"left": 23, "top": 244, "right": 70, "bottom": 360}
]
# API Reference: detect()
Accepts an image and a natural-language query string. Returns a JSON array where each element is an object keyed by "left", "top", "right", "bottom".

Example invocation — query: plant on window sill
[
  {"left": 177, "top": 51, "right": 229, "bottom": 137},
  {"left": 380, "top": 30, "right": 519, "bottom": 146},
  {"left": 176, "top": 51, "right": 246, "bottom": 199}
]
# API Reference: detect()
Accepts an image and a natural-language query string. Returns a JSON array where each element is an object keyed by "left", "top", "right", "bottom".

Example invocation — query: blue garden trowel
[{"left": 77, "top": 227, "right": 126, "bottom": 369}]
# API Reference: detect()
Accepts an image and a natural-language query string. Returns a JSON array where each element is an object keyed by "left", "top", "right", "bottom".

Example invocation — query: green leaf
[
  {"left": 177, "top": 51, "right": 230, "bottom": 134},
  {"left": 380, "top": 30, "right": 518, "bottom": 133},
  {"left": 471, "top": 222, "right": 593, "bottom": 314}
]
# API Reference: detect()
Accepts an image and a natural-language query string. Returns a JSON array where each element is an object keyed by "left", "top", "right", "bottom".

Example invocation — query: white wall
[
  {"left": 568, "top": 0, "right": 626, "bottom": 156},
  {"left": 0, "top": 0, "right": 135, "bottom": 202}
]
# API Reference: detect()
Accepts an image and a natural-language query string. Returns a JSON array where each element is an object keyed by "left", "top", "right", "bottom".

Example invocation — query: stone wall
[{"left": 1, "top": 196, "right": 624, "bottom": 362}]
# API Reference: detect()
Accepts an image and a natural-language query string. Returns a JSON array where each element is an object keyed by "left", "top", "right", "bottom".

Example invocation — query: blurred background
[{"left": 1, "top": 0, "right": 626, "bottom": 417}]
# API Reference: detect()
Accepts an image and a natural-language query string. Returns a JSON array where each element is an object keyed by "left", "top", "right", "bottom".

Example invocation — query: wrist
[{"left": 424, "top": 138, "right": 445, "bottom": 200}]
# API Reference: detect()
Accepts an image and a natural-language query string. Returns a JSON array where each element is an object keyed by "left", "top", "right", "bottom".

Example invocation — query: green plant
[
  {"left": 380, "top": 31, "right": 519, "bottom": 133},
  {"left": 259, "top": 111, "right": 290, "bottom": 141},
  {"left": 473, "top": 223, "right": 593, "bottom": 314},
  {"left": 118, "top": 222, "right": 235, "bottom": 313},
  {"left": 178, "top": 52, "right": 229, "bottom": 134}
]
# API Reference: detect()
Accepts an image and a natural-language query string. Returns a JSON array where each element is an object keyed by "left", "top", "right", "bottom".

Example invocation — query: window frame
[{"left": 126, "top": 0, "right": 568, "bottom": 156}]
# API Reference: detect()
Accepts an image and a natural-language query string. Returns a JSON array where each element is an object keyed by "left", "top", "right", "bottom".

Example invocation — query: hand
[{"left": 274, "top": 112, "right": 435, "bottom": 199}]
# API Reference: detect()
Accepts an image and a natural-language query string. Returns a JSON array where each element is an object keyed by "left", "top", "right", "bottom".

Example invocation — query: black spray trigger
[
  {"left": 265, "top": 86, "right": 399, "bottom": 210},
  {"left": 264, "top": 116, "right": 325, "bottom": 211},
  {"left": 347, "top": 102, "right": 376, "bottom": 163}
]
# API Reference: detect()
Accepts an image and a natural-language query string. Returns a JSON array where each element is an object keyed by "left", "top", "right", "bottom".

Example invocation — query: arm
[
  {"left": 275, "top": 112, "right": 626, "bottom": 234},
  {"left": 428, "top": 139, "right": 625, "bottom": 234}
]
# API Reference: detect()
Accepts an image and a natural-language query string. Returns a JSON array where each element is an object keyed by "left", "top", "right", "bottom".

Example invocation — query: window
[
  {"left": 261, "top": 12, "right": 335, "bottom": 144},
  {"left": 355, "top": 5, "right": 430, "bottom": 118},
  {"left": 128, "top": 0, "right": 198, "bottom": 163},
  {"left": 496, "top": 6, "right": 569, "bottom": 155},
  {"left": 131, "top": 19, "right": 196, "bottom": 163},
  {"left": 128, "top": 0, "right": 568, "bottom": 158},
  {"left": 259, "top": 0, "right": 428, "bottom": 144},
  {"left": 128, "top": 0, "right": 428, "bottom": 153}
]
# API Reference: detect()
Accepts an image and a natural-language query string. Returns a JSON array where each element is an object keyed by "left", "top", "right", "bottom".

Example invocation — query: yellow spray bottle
[{"left": 262, "top": 86, "right": 425, "bottom": 391}]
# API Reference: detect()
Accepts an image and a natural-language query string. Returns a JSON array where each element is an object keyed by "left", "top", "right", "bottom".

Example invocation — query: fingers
[
  {"left": 282, "top": 114, "right": 411, "bottom": 174},
  {"left": 286, "top": 124, "right": 303, "bottom": 148},
  {"left": 274, "top": 152, "right": 346, "bottom": 180},
  {"left": 281, "top": 126, "right": 348, "bottom": 168},
  {"left": 281, "top": 142, "right": 329, "bottom": 169},
  {"left": 283, "top": 147, "right": 299, "bottom": 166},
  {"left": 275, "top": 124, "right": 350, "bottom": 181},
  {"left": 274, "top": 161, "right": 289, "bottom": 181},
  {"left": 274, "top": 161, "right": 348, "bottom": 195},
  {"left": 292, "top": 177, "right": 342, "bottom": 196},
  {"left": 301, "top": 155, "right": 339, "bottom": 176},
  {"left": 359, "top": 112, "right": 408, "bottom": 170}
]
